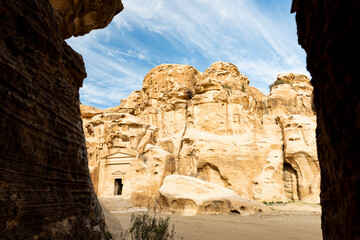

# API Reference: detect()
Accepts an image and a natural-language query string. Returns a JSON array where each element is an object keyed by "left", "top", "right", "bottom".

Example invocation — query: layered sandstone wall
[
  {"left": 83, "top": 62, "right": 320, "bottom": 213},
  {"left": 0, "top": 0, "right": 122, "bottom": 238},
  {"left": 292, "top": 1, "right": 360, "bottom": 239}
]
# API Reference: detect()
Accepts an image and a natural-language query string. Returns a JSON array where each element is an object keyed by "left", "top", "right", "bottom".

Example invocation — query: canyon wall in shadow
[
  {"left": 292, "top": 1, "right": 360, "bottom": 239},
  {"left": 0, "top": 0, "right": 122, "bottom": 238}
]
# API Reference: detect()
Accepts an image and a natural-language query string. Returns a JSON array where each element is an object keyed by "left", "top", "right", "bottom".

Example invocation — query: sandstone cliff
[{"left": 82, "top": 62, "right": 320, "bottom": 215}]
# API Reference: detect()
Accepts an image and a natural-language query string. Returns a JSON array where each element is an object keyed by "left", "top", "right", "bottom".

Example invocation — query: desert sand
[
  {"left": 101, "top": 197, "right": 322, "bottom": 240},
  {"left": 116, "top": 213, "right": 321, "bottom": 240}
]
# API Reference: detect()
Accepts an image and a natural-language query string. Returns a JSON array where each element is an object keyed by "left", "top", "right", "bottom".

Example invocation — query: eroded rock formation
[
  {"left": 0, "top": 0, "right": 122, "bottom": 238},
  {"left": 82, "top": 62, "right": 320, "bottom": 215},
  {"left": 158, "top": 175, "right": 269, "bottom": 215},
  {"left": 49, "top": 0, "right": 124, "bottom": 39},
  {"left": 292, "top": 1, "right": 360, "bottom": 239}
]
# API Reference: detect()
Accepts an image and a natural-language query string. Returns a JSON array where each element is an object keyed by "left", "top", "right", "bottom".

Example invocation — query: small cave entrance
[
  {"left": 230, "top": 209, "right": 240, "bottom": 215},
  {"left": 114, "top": 178, "right": 123, "bottom": 195},
  {"left": 283, "top": 163, "right": 300, "bottom": 201}
]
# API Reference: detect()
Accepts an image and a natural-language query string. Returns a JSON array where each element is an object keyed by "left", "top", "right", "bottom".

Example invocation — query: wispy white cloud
[{"left": 67, "top": 0, "right": 309, "bottom": 109}]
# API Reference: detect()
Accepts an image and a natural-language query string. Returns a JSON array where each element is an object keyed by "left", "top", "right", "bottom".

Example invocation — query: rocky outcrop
[
  {"left": 83, "top": 62, "right": 320, "bottom": 212},
  {"left": 158, "top": 175, "right": 269, "bottom": 215},
  {"left": 0, "top": 0, "right": 122, "bottom": 238},
  {"left": 128, "top": 145, "right": 176, "bottom": 207},
  {"left": 267, "top": 73, "right": 314, "bottom": 115},
  {"left": 291, "top": 0, "right": 360, "bottom": 239},
  {"left": 49, "top": 0, "right": 124, "bottom": 39}
]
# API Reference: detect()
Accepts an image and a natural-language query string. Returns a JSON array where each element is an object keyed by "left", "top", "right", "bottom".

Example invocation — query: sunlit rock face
[
  {"left": 292, "top": 0, "right": 360, "bottom": 239},
  {"left": 158, "top": 175, "right": 269, "bottom": 215},
  {"left": 83, "top": 62, "right": 320, "bottom": 213},
  {"left": 267, "top": 73, "right": 314, "bottom": 115},
  {"left": 0, "top": 0, "right": 122, "bottom": 238}
]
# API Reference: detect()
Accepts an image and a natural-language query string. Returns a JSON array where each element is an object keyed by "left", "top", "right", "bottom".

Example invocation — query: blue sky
[{"left": 67, "top": 0, "right": 309, "bottom": 110}]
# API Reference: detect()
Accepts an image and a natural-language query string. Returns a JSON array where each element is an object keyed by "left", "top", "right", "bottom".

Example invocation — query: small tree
[
  {"left": 269, "top": 79, "right": 286, "bottom": 90},
  {"left": 120, "top": 212, "right": 182, "bottom": 240},
  {"left": 224, "top": 83, "right": 232, "bottom": 90},
  {"left": 241, "top": 84, "right": 246, "bottom": 92}
]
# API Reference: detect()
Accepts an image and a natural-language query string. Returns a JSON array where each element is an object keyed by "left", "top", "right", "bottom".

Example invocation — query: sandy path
[
  {"left": 115, "top": 212, "right": 322, "bottom": 240},
  {"left": 101, "top": 197, "right": 322, "bottom": 240}
]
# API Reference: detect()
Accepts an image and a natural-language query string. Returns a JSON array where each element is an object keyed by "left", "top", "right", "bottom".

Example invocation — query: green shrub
[
  {"left": 241, "top": 84, "right": 246, "bottom": 92},
  {"left": 269, "top": 79, "right": 286, "bottom": 90},
  {"left": 105, "top": 230, "right": 113, "bottom": 240},
  {"left": 120, "top": 212, "right": 182, "bottom": 240},
  {"left": 224, "top": 83, "right": 232, "bottom": 90}
]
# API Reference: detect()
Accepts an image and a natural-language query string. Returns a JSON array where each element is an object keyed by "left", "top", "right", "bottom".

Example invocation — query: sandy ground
[{"left": 100, "top": 197, "right": 322, "bottom": 240}]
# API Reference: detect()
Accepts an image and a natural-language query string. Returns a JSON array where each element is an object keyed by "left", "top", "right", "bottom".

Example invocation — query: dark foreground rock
[
  {"left": 292, "top": 1, "right": 360, "bottom": 239},
  {"left": 0, "top": 0, "right": 122, "bottom": 238}
]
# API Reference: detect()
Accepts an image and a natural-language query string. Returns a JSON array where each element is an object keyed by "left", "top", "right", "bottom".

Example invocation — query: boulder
[{"left": 158, "top": 175, "right": 269, "bottom": 215}]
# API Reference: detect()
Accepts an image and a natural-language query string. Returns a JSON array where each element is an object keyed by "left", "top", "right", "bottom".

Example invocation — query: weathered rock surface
[
  {"left": 292, "top": 0, "right": 360, "bottom": 239},
  {"left": 0, "top": 0, "right": 122, "bottom": 238},
  {"left": 158, "top": 175, "right": 269, "bottom": 215},
  {"left": 81, "top": 107, "right": 176, "bottom": 207},
  {"left": 82, "top": 62, "right": 320, "bottom": 212},
  {"left": 49, "top": 0, "right": 124, "bottom": 39},
  {"left": 127, "top": 144, "right": 176, "bottom": 207},
  {"left": 267, "top": 73, "right": 314, "bottom": 115}
]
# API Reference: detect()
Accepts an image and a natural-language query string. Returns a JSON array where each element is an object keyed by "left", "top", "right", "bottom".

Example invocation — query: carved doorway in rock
[
  {"left": 283, "top": 162, "right": 299, "bottom": 201},
  {"left": 114, "top": 178, "right": 123, "bottom": 195}
]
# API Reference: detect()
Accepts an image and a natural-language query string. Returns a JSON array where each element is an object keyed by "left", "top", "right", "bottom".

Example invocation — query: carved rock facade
[{"left": 82, "top": 62, "right": 320, "bottom": 215}]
